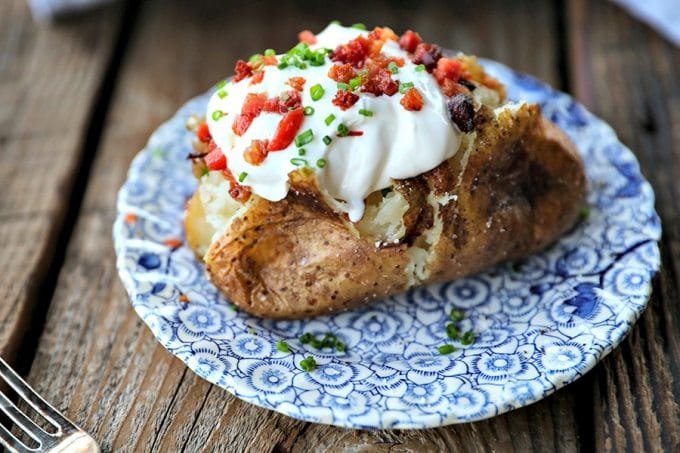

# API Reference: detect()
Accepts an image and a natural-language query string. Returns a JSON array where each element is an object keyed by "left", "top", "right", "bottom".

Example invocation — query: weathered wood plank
[
  {"left": 568, "top": 0, "right": 680, "bottom": 451},
  {"left": 0, "top": 0, "right": 121, "bottom": 362},
  {"left": 25, "top": 0, "right": 583, "bottom": 451}
]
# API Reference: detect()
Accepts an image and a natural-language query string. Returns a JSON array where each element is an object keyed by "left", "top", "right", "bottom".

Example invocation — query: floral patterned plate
[{"left": 113, "top": 59, "right": 661, "bottom": 429}]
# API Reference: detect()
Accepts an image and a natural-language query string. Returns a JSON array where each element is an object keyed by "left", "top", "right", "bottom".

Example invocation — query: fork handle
[{"left": 49, "top": 432, "right": 100, "bottom": 453}]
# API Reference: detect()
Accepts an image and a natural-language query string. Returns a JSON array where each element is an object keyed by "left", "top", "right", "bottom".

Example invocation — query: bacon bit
[
  {"left": 197, "top": 122, "right": 211, "bottom": 143},
  {"left": 361, "top": 67, "right": 399, "bottom": 96},
  {"left": 328, "top": 64, "right": 357, "bottom": 83},
  {"left": 233, "top": 59, "right": 253, "bottom": 82},
  {"left": 482, "top": 75, "right": 502, "bottom": 90},
  {"left": 179, "top": 294, "right": 190, "bottom": 303},
  {"left": 205, "top": 147, "right": 227, "bottom": 170},
  {"left": 412, "top": 43, "right": 442, "bottom": 71},
  {"left": 229, "top": 184, "right": 252, "bottom": 202},
  {"left": 232, "top": 93, "right": 267, "bottom": 135},
  {"left": 263, "top": 55, "right": 278, "bottom": 66},
  {"left": 348, "top": 130, "right": 364, "bottom": 137},
  {"left": 250, "top": 71, "right": 265, "bottom": 85},
  {"left": 440, "top": 78, "right": 470, "bottom": 97},
  {"left": 331, "top": 35, "right": 370, "bottom": 67},
  {"left": 398, "top": 30, "right": 422, "bottom": 53},
  {"left": 369, "top": 26, "right": 399, "bottom": 42},
  {"left": 298, "top": 29, "right": 317, "bottom": 44},
  {"left": 124, "top": 213, "right": 137, "bottom": 224},
  {"left": 433, "top": 57, "right": 465, "bottom": 84},
  {"left": 400, "top": 87, "right": 424, "bottom": 111},
  {"left": 280, "top": 90, "right": 302, "bottom": 110},
  {"left": 244, "top": 139, "right": 270, "bottom": 165},
  {"left": 286, "top": 76, "right": 306, "bottom": 91},
  {"left": 268, "top": 108, "right": 304, "bottom": 151},
  {"left": 164, "top": 238, "right": 183, "bottom": 249},
  {"left": 332, "top": 90, "right": 360, "bottom": 110}
]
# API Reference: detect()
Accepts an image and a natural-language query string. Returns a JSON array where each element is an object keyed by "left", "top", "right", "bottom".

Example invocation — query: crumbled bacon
[
  {"left": 298, "top": 29, "right": 317, "bottom": 44},
  {"left": 412, "top": 43, "right": 442, "bottom": 71},
  {"left": 400, "top": 87, "right": 424, "bottom": 111},
  {"left": 229, "top": 184, "right": 252, "bottom": 202},
  {"left": 232, "top": 93, "right": 266, "bottom": 135},
  {"left": 361, "top": 67, "right": 399, "bottom": 96},
  {"left": 233, "top": 59, "right": 253, "bottom": 82},
  {"left": 196, "top": 122, "right": 211, "bottom": 143},
  {"left": 332, "top": 90, "right": 360, "bottom": 110},
  {"left": 250, "top": 71, "right": 265, "bottom": 85},
  {"left": 368, "top": 26, "right": 398, "bottom": 42},
  {"left": 243, "top": 139, "right": 270, "bottom": 165},
  {"left": 433, "top": 57, "right": 465, "bottom": 84},
  {"left": 398, "top": 30, "right": 422, "bottom": 53},
  {"left": 328, "top": 63, "right": 357, "bottom": 83},
  {"left": 278, "top": 90, "right": 302, "bottom": 111},
  {"left": 331, "top": 35, "right": 370, "bottom": 67},
  {"left": 286, "top": 76, "right": 306, "bottom": 91},
  {"left": 268, "top": 108, "right": 304, "bottom": 151}
]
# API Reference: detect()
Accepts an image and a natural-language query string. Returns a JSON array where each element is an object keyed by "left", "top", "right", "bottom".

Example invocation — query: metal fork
[{"left": 0, "top": 357, "right": 99, "bottom": 452}]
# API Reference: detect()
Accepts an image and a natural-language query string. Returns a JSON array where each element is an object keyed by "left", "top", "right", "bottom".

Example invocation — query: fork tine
[
  {"left": 0, "top": 358, "right": 73, "bottom": 431},
  {"left": 0, "top": 421, "right": 33, "bottom": 453},
  {"left": 0, "top": 390, "right": 51, "bottom": 445}
]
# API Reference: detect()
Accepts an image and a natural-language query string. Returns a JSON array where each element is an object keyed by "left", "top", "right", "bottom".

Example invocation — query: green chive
[
  {"left": 337, "top": 123, "right": 349, "bottom": 137},
  {"left": 415, "top": 64, "right": 426, "bottom": 72},
  {"left": 438, "top": 344, "right": 456, "bottom": 355},
  {"left": 299, "top": 332, "right": 313, "bottom": 344},
  {"left": 335, "top": 341, "right": 346, "bottom": 352},
  {"left": 277, "top": 61, "right": 289, "bottom": 70},
  {"left": 217, "top": 90, "right": 228, "bottom": 99},
  {"left": 580, "top": 206, "right": 590, "bottom": 219},
  {"left": 264, "top": 48, "right": 276, "bottom": 56},
  {"left": 300, "top": 356, "right": 317, "bottom": 372},
  {"left": 358, "top": 108, "right": 373, "bottom": 117},
  {"left": 310, "top": 83, "right": 325, "bottom": 101},
  {"left": 324, "top": 113, "right": 336, "bottom": 125},
  {"left": 449, "top": 309, "right": 464, "bottom": 322},
  {"left": 399, "top": 82, "right": 414, "bottom": 94},
  {"left": 349, "top": 75, "right": 362, "bottom": 89},
  {"left": 201, "top": 167, "right": 210, "bottom": 177},
  {"left": 388, "top": 62, "right": 399, "bottom": 74},
  {"left": 238, "top": 172, "right": 247, "bottom": 183},
  {"left": 229, "top": 304, "right": 237, "bottom": 311},
  {"left": 446, "top": 323, "right": 459, "bottom": 340},
  {"left": 294, "top": 129, "right": 314, "bottom": 147},
  {"left": 322, "top": 135, "right": 332, "bottom": 145},
  {"left": 317, "top": 158, "right": 327, "bottom": 168},
  {"left": 310, "top": 338, "right": 324, "bottom": 349},
  {"left": 298, "top": 148, "right": 306, "bottom": 156},
  {"left": 276, "top": 340, "right": 290, "bottom": 352},
  {"left": 303, "top": 106, "right": 315, "bottom": 116},
  {"left": 211, "top": 110, "right": 224, "bottom": 121},
  {"left": 290, "top": 157, "right": 308, "bottom": 167},
  {"left": 461, "top": 331, "right": 475, "bottom": 346},
  {"left": 247, "top": 326, "right": 256, "bottom": 336},
  {"left": 337, "top": 82, "right": 350, "bottom": 90},
  {"left": 216, "top": 79, "right": 228, "bottom": 89},
  {"left": 351, "top": 23, "right": 366, "bottom": 30},
  {"left": 248, "top": 53, "right": 262, "bottom": 63}
]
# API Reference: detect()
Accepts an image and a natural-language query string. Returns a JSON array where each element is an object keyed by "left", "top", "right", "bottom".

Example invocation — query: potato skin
[{"left": 190, "top": 103, "right": 586, "bottom": 318}]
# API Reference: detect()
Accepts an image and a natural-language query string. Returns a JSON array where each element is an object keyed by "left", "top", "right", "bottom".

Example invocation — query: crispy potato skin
[{"left": 190, "top": 104, "right": 586, "bottom": 318}]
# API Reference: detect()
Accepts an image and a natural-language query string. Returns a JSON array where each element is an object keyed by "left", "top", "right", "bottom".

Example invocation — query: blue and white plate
[{"left": 113, "top": 59, "right": 661, "bottom": 429}]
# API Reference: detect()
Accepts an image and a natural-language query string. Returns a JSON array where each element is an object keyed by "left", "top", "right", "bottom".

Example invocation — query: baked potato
[{"left": 184, "top": 24, "right": 586, "bottom": 318}]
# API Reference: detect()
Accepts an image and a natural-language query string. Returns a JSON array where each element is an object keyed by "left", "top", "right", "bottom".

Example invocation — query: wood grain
[
  {"left": 568, "top": 0, "right": 680, "bottom": 452},
  {"left": 19, "top": 0, "right": 595, "bottom": 451},
  {"left": 0, "top": 0, "right": 121, "bottom": 363}
]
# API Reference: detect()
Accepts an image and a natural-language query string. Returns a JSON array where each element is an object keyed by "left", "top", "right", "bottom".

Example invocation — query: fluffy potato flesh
[{"left": 185, "top": 103, "right": 586, "bottom": 318}]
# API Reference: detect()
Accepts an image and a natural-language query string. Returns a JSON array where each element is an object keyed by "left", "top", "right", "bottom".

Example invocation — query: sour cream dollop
[{"left": 206, "top": 24, "right": 462, "bottom": 221}]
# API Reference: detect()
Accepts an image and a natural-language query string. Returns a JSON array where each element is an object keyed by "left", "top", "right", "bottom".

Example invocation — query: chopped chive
[
  {"left": 216, "top": 79, "right": 228, "bottom": 89},
  {"left": 337, "top": 123, "right": 350, "bottom": 137},
  {"left": 310, "top": 83, "right": 325, "bottom": 101},
  {"left": 335, "top": 341, "right": 346, "bottom": 352},
  {"left": 316, "top": 158, "right": 327, "bottom": 168},
  {"left": 277, "top": 61, "right": 289, "bottom": 70},
  {"left": 349, "top": 75, "right": 362, "bottom": 89},
  {"left": 461, "top": 331, "right": 476, "bottom": 346},
  {"left": 322, "top": 135, "right": 332, "bottom": 145},
  {"left": 438, "top": 344, "right": 456, "bottom": 355},
  {"left": 449, "top": 309, "right": 465, "bottom": 322},
  {"left": 358, "top": 108, "right": 374, "bottom": 117},
  {"left": 248, "top": 53, "right": 262, "bottom": 63},
  {"left": 399, "top": 82, "right": 415, "bottom": 94},
  {"left": 388, "top": 62, "right": 399, "bottom": 74},
  {"left": 264, "top": 48, "right": 276, "bottom": 56},
  {"left": 351, "top": 23, "right": 366, "bottom": 30},
  {"left": 201, "top": 167, "right": 210, "bottom": 177},
  {"left": 290, "top": 157, "right": 309, "bottom": 167},
  {"left": 298, "top": 148, "right": 306, "bottom": 156},
  {"left": 294, "top": 129, "right": 314, "bottom": 147},
  {"left": 238, "top": 172, "right": 248, "bottom": 183},
  {"left": 580, "top": 206, "right": 590, "bottom": 219},
  {"left": 217, "top": 90, "right": 228, "bottom": 99},
  {"left": 211, "top": 110, "right": 225, "bottom": 121},
  {"left": 300, "top": 356, "right": 317, "bottom": 372},
  {"left": 446, "top": 323, "right": 459, "bottom": 340},
  {"left": 276, "top": 340, "right": 290, "bottom": 352},
  {"left": 299, "top": 332, "right": 313, "bottom": 344},
  {"left": 310, "top": 338, "right": 324, "bottom": 349},
  {"left": 247, "top": 326, "right": 256, "bottom": 336},
  {"left": 415, "top": 64, "right": 426, "bottom": 72},
  {"left": 337, "top": 82, "right": 350, "bottom": 90},
  {"left": 303, "top": 106, "right": 315, "bottom": 116},
  {"left": 324, "top": 113, "right": 336, "bottom": 125},
  {"left": 229, "top": 304, "right": 237, "bottom": 311}
]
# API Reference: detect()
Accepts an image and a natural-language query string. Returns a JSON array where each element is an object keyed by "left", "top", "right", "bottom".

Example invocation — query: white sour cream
[{"left": 206, "top": 23, "right": 462, "bottom": 221}]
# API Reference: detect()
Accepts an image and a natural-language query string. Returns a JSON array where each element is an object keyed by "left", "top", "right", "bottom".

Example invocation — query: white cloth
[
  {"left": 613, "top": 0, "right": 680, "bottom": 46},
  {"left": 28, "top": 0, "right": 115, "bottom": 21}
]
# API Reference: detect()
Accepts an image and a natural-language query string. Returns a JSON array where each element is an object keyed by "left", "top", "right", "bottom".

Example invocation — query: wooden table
[{"left": 1, "top": 0, "right": 678, "bottom": 451}]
